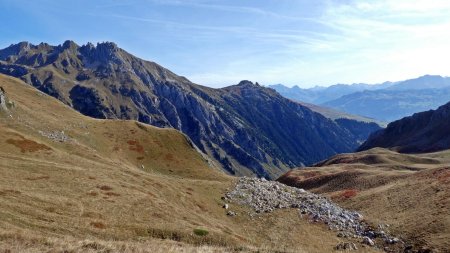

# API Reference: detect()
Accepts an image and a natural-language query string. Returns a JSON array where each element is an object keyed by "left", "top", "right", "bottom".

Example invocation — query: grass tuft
[{"left": 193, "top": 228, "right": 209, "bottom": 236}]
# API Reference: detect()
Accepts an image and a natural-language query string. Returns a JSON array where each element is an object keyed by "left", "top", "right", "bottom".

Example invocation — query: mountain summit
[{"left": 0, "top": 41, "right": 380, "bottom": 178}]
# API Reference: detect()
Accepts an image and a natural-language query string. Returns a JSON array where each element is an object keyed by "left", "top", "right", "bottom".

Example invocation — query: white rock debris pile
[
  {"left": 38, "top": 130, "right": 71, "bottom": 142},
  {"left": 224, "top": 177, "right": 402, "bottom": 248}
]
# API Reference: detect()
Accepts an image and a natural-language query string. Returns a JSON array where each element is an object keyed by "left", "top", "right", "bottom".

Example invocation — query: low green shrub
[{"left": 193, "top": 228, "right": 209, "bottom": 236}]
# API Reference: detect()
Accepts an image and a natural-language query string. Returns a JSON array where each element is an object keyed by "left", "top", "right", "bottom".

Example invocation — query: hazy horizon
[{"left": 1, "top": 0, "right": 450, "bottom": 88}]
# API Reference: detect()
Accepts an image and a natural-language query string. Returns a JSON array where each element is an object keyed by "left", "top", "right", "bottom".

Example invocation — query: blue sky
[{"left": 1, "top": 0, "right": 450, "bottom": 88}]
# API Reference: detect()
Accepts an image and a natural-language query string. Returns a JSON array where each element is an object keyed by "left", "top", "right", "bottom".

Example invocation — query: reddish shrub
[
  {"left": 90, "top": 221, "right": 106, "bottom": 229},
  {"left": 97, "top": 185, "right": 113, "bottom": 191},
  {"left": 6, "top": 138, "right": 51, "bottom": 153},
  {"left": 341, "top": 189, "right": 358, "bottom": 198}
]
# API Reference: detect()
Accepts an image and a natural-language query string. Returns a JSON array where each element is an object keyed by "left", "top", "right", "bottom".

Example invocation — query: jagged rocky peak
[
  {"left": 97, "top": 41, "right": 119, "bottom": 51},
  {"left": 0, "top": 41, "right": 31, "bottom": 60},
  {"left": 15, "top": 41, "right": 32, "bottom": 51},
  {"left": 61, "top": 40, "right": 79, "bottom": 50},
  {"left": 79, "top": 41, "right": 124, "bottom": 65},
  {"left": 230, "top": 80, "right": 275, "bottom": 97},
  {"left": 237, "top": 80, "right": 260, "bottom": 86}
]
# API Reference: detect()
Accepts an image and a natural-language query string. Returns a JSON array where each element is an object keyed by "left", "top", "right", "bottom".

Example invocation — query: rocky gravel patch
[
  {"left": 224, "top": 177, "right": 404, "bottom": 251},
  {"left": 38, "top": 130, "right": 71, "bottom": 142}
]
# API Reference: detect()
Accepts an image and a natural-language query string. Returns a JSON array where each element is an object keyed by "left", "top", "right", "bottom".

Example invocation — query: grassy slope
[
  {"left": 278, "top": 148, "right": 450, "bottom": 252},
  {"left": 0, "top": 74, "right": 380, "bottom": 252}
]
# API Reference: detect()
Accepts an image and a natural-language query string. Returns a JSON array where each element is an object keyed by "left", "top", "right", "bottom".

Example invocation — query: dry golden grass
[
  {"left": 279, "top": 148, "right": 450, "bottom": 252},
  {"left": 0, "top": 74, "right": 382, "bottom": 252}
]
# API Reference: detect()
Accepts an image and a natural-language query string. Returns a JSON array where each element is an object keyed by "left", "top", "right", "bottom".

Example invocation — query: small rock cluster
[
  {"left": 38, "top": 130, "right": 71, "bottom": 142},
  {"left": 224, "top": 177, "right": 402, "bottom": 250},
  {"left": 335, "top": 242, "right": 358, "bottom": 251}
]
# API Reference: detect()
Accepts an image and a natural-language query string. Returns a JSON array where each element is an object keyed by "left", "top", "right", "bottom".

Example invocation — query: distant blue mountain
[
  {"left": 323, "top": 87, "right": 450, "bottom": 122},
  {"left": 268, "top": 82, "right": 394, "bottom": 104},
  {"left": 269, "top": 75, "right": 450, "bottom": 122},
  {"left": 386, "top": 75, "right": 450, "bottom": 90}
]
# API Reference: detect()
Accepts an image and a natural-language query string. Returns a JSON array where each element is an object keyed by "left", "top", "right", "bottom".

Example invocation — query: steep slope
[
  {"left": 0, "top": 74, "right": 382, "bottom": 252},
  {"left": 293, "top": 101, "right": 384, "bottom": 143},
  {"left": 0, "top": 41, "right": 379, "bottom": 178},
  {"left": 278, "top": 148, "right": 450, "bottom": 252},
  {"left": 358, "top": 101, "right": 450, "bottom": 153}
]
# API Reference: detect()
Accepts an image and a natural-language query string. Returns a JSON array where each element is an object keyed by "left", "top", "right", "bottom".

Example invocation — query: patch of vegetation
[
  {"left": 138, "top": 228, "right": 231, "bottom": 247},
  {"left": 341, "top": 189, "right": 358, "bottom": 198},
  {"left": 6, "top": 138, "right": 52, "bottom": 153},
  {"left": 193, "top": 228, "right": 209, "bottom": 236}
]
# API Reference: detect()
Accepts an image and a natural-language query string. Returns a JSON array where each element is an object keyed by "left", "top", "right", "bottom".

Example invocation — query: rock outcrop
[
  {"left": 0, "top": 41, "right": 381, "bottom": 178},
  {"left": 0, "top": 86, "right": 13, "bottom": 112},
  {"left": 0, "top": 87, "right": 7, "bottom": 111}
]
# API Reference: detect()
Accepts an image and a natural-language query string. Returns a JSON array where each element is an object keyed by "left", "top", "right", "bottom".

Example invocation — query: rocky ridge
[
  {"left": 224, "top": 177, "right": 403, "bottom": 251},
  {"left": 0, "top": 41, "right": 381, "bottom": 178}
]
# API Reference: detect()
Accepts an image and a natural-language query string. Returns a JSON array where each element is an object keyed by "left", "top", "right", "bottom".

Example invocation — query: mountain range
[
  {"left": 0, "top": 41, "right": 381, "bottom": 179},
  {"left": 270, "top": 75, "right": 450, "bottom": 122},
  {"left": 1, "top": 40, "right": 450, "bottom": 252},
  {"left": 268, "top": 82, "right": 394, "bottom": 104}
]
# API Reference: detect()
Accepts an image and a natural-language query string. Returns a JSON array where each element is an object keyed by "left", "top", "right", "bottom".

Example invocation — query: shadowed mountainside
[
  {"left": 0, "top": 41, "right": 380, "bottom": 178},
  {"left": 358, "top": 101, "right": 450, "bottom": 153}
]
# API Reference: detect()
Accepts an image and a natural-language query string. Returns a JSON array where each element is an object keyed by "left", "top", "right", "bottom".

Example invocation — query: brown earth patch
[
  {"left": 434, "top": 168, "right": 450, "bottom": 183},
  {"left": 299, "top": 171, "right": 321, "bottom": 179},
  {"left": 104, "top": 192, "right": 120, "bottom": 197},
  {"left": 97, "top": 185, "right": 113, "bottom": 191},
  {"left": 90, "top": 221, "right": 106, "bottom": 229},
  {"left": 127, "top": 140, "right": 144, "bottom": 153},
  {"left": 87, "top": 191, "right": 99, "bottom": 196},
  {"left": 0, "top": 189, "right": 21, "bottom": 196},
  {"left": 341, "top": 189, "right": 358, "bottom": 199},
  {"left": 164, "top": 153, "right": 174, "bottom": 161},
  {"left": 25, "top": 176, "right": 50, "bottom": 181},
  {"left": 6, "top": 138, "right": 51, "bottom": 153}
]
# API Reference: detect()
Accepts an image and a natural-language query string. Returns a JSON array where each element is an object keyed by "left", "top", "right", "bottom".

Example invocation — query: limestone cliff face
[{"left": 0, "top": 41, "right": 380, "bottom": 178}]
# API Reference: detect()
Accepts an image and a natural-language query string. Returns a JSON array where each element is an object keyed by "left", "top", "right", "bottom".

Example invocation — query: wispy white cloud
[
  {"left": 78, "top": 0, "right": 450, "bottom": 87},
  {"left": 146, "top": 0, "right": 313, "bottom": 21}
]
